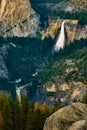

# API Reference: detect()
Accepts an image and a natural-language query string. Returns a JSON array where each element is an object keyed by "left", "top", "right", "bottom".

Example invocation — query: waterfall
[
  {"left": 16, "top": 82, "right": 27, "bottom": 102},
  {"left": 54, "top": 21, "right": 65, "bottom": 51},
  {"left": 16, "top": 87, "right": 21, "bottom": 102}
]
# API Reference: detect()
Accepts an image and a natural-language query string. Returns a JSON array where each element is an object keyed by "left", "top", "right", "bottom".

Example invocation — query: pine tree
[
  {"left": 14, "top": 97, "right": 22, "bottom": 130},
  {"left": 21, "top": 95, "right": 29, "bottom": 130},
  {"left": 3, "top": 94, "right": 14, "bottom": 130},
  {"left": 26, "top": 108, "right": 42, "bottom": 130},
  {"left": 26, "top": 106, "right": 34, "bottom": 130},
  {"left": 0, "top": 92, "right": 6, "bottom": 112}
]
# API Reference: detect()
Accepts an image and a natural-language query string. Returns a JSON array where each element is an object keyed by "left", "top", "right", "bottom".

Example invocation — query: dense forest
[
  {"left": 0, "top": 92, "right": 87, "bottom": 130},
  {"left": 0, "top": 93, "right": 63, "bottom": 130}
]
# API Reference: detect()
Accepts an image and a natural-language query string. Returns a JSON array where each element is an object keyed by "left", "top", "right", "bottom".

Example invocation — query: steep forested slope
[
  {"left": 0, "top": 37, "right": 87, "bottom": 95},
  {"left": 31, "top": 0, "right": 87, "bottom": 25}
]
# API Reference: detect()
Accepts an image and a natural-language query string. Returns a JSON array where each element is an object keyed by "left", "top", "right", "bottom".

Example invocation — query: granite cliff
[
  {"left": 36, "top": 81, "right": 87, "bottom": 106},
  {"left": 0, "top": 0, "right": 40, "bottom": 37},
  {"left": 42, "top": 19, "right": 87, "bottom": 44},
  {"left": 0, "top": 0, "right": 87, "bottom": 41}
]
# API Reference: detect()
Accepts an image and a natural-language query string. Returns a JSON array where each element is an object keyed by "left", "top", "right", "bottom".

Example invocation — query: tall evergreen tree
[
  {"left": 3, "top": 94, "right": 14, "bottom": 130},
  {"left": 21, "top": 95, "right": 29, "bottom": 130},
  {"left": 14, "top": 97, "right": 22, "bottom": 130},
  {"left": 0, "top": 92, "right": 6, "bottom": 112}
]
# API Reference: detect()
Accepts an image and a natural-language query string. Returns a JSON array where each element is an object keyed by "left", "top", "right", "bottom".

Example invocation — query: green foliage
[
  {"left": 5, "top": 37, "right": 53, "bottom": 85},
  {"left": 3, "top": 95, "right": 14, "bottom": 130},
  {"left": 55, "top": 11, "right": 87, "bottom": 25},
  {"left": 46, "top": 38, "right": 87, "bottom": 83},
  {"left": 21, "top": 96, "right": 29, "bottom": 130},
  {"left": 0, "top": 92, "right": 6, "bottom": 112},
  {"left": 0, "top": 37, "right": 87, "bottom": 92},
  {"left": 0, "top": 93, "right": 63, "bottom": 130},
  {"left": 14, "top": 97, "right": 22, "bottom": 130}
]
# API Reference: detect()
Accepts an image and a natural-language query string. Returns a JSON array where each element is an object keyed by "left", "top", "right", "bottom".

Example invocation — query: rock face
[
  {"left": 42, "top": 19, "right": 87, "bottom": 44},
  {"left": 36, "top": 81, "right": 87, "bottom": 106},
  {"left": 44, "top": 103, "right": 87, "bottom": 130},
  {"left": 0, "top": 0, "right": 40, "bottom": 37}
]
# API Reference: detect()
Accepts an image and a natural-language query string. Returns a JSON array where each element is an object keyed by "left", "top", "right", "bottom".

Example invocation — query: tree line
[
  {"left": 48, "top": 10, "right": 87, "bottom": 25},
  {"left": 0, "top": 92, "right": 63, "bottom": 130},
  {"left": 0, "top": 89, "right": 87, "bottom": 130}
]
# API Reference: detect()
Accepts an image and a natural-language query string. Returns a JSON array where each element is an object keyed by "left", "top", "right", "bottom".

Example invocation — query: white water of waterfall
[
  {"left": 16, "top": 83, "right": 27, "bottom": 102},
  {"left": 16, "top": 87, "right": 21, "bottom": 102},
  {"left": 54, "top": 21, "right": 65, "bottom": 51}
]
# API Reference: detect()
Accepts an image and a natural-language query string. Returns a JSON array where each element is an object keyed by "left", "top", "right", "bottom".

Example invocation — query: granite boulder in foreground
[{"left": 44, "top": 102, "right": 87, "bottom": 130}]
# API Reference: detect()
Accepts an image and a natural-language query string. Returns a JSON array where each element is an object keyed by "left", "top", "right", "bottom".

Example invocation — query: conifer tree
[
  {"left": 3, "top": 94, "right": 14, "bottom": 130},
  {"left": 26, "top": 108, "right": 42, "bottom": 130},
  {"left": 21, "top": 95, "right": 29, "bottom": 130},
  {"left": 26, "top": 106, "right": 34, "bottom": 130},
  {"left": 0, "top": 92, "right": 6, "bottom": 112},
  {"left": 14, "top": 97, "right": 22, "bottom": 130}
]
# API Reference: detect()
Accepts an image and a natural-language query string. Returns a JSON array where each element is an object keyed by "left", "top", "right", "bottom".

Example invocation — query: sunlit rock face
[
  {"left": 54, "top": 21, "right": 65, "bottom": 51},
  {"left": 0, "top": 0, "right": 40, "bottom": 37}
]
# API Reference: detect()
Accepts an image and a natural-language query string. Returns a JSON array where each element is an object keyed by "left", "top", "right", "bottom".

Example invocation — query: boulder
[{"left": 44, "top": 103, "right": 87, "bottom": 130}]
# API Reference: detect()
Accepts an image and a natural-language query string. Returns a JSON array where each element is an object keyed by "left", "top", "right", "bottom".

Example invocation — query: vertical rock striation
[{"left": 0, "top": 0, "right": 40, "bottom": 37}]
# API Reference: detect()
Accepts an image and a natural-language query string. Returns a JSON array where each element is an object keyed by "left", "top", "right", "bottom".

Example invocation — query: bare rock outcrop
[
  {"left": 36, "top": 80, "right": 87, "bottom": 106},
  {"left": 44, "top": 103, "right": 87, "bottom": 130},
  {"left": 0, "top": 0, "right": 40, "bottom": 37}
]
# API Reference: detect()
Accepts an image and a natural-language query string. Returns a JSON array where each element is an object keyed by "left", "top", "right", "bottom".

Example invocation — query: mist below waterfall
[{"left": 54, "top": 21, "right": 65, "bottom": 51}]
